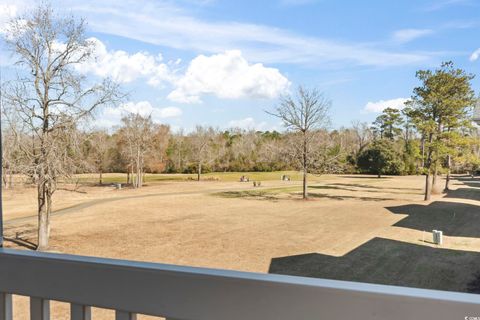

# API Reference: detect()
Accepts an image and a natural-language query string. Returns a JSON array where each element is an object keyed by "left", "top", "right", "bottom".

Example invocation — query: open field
[
  {"left": 3, "top": 172, "right": 480, "bottom": 319},
  {"left": 73, "top": 171, "right": 307, "bottom": 184}
]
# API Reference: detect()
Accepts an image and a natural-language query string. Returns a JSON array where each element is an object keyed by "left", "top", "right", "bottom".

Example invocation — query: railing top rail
[{"left": 0, "top": 248, "right": 479, "bottom": 320}]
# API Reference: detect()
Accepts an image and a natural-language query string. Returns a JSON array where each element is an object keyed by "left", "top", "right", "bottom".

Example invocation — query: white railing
[{"left": 0, "top": 248, "right": 479, "bottom": 320}]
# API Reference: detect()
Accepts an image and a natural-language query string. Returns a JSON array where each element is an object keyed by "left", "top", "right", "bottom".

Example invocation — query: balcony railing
[{"left": 0, "top": 248, "right": 479, "bottom": 320}]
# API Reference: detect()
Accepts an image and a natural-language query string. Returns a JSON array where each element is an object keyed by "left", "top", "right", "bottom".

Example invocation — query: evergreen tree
[{"left": 405, "top": 61, "right": 476, "bottom": 200}]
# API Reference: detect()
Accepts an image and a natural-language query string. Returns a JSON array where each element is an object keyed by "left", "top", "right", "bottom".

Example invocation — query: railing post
[
  {"left": 70, "top": 304, "right": 91, "bottom": 320},
  {"left": 30, "top": 297, "right": 49, "bottom": 320},
  {"left": 0, "top": 293, "right": 12, "bottom": 320},
  {"left": 115, "top": 310, "right": 137, "bottom": 320}
]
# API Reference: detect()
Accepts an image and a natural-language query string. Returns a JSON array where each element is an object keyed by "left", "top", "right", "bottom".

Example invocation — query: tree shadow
[
  {"left": 431, "top": 175, "right": 480, "bottom": 202},
  {"left": 449, "top": 176, "right": 480, "bottom": 188},
  {"left": 338, "top": 175, "right": 392, "bottom": 179},
  {"left": 386, "top": 201, "right": 480, "bottom": 238},
  {"left": 383, "top": 176, "right": 480, "bottom": 238},
  {"left": 329, "top": 183, "right": 422, "bottom": 191},
  {"left": 310, "top": 184, "right": 422, "bottom": 195},
  {"left": 214, "top": 190, "right": 280, "bottom": 201},
  {"left": 3, "top": 224, "right": 38, "bottom": 250},
  {"left": 309, "top": 185, "right": 345, "bottom": 190},
  {"left": 4, "top": 236, "right": 37, "bottom": 250},
  {"left": 269, "top": 237, "right": 480, "bottom": 293},
  {"left": 444, "top": 187, "right": 480, "bottom": 202},
  {"left": 307, "top": 193, "right": 397, "bottom": 201}
]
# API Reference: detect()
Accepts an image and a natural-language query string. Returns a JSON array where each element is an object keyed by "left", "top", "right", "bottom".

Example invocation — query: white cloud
[
  {"left": 392, "top": 29, "right": 433, "bottom": 44},
  {"left": 470, "top": 48, "right": 480, "bottom": 61},
  {"left": 61, "top": 0, "right": 432, "bottom": 67},
  {"left": 228, "top": 117, "right": 268, "bottom": 130},
  {"left": 97, "top": 101, "right": 182, "bottom": 128},
  {"left": 363, "top": 98, "right": 408, "bottom": 113},
  {"left": 156, "top": 106, "right": 183, "bottom": 118},
  {"left": 3, "top": 28, "right": 291, "bottom": 103},
  {"left": 168, "top": 50, "right": 290, "bottom": 103},
  {"left": 2, "top": 0, "right": 436, "bottom": 70},
  {"left": 79, "top": 37, "right": 173, "bottom": 86}
]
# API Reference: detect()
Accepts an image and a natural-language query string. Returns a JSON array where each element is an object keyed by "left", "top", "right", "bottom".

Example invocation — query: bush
[{"left": 357, "top": 139, "right": 403, "bottom": 177}]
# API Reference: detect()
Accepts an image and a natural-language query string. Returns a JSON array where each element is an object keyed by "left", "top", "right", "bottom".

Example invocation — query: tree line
[{"left": 5, "top": 86, "right": 479, "bottom": 191}]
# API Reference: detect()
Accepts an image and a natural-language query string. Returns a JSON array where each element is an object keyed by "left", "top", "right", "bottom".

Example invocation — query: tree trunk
[
  {"left": 432, "top": 164, "right": 438, "bottom": 190},
  {"left": 423, "top": 133, "right": 433, "bottom": 201},
  {"left": 424, "top": 172, "right": 431, "bottom": 201},
  {"left": 137, "top": 166, "right": 142, "bottom": 188},
  {"left": 421, "top": 137, "right": 425, "bottom": 168},
  {"left": 2, "top": 167, "right": 7, "bottom": 189},
  {"left": 132, "top": 166, "right": 136, "bottom": 188},
  {"left": 8, "top": 170, "right": 13, "bottom": 189},
  {"left": 444, "top": 154, "right": 451, "bottom": 192},
  {"left": 303, "top": 166, "right": 307, "bottom": 199},
  {"left": 302, "top": 133, "right": 308, "bottom": 199},
  {"left": 37, "top": 182, "right": 50, "bottom": 251},
  {"left": 198, "top": 162, "right": 202, "bottom": 181},
  {"left": 99, "top": 171, "right": 103, "bottom": 185},
  {"left": 136, "top": 149, "right": 142, "bottom": 188},
  {"left": 377, "top": 172, "right": 381, "bottom": 178},
  {"left": 126, "top": 170, "right": 130, "bottom": 184}
]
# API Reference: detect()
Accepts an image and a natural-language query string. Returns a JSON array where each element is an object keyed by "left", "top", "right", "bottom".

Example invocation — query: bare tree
[
  {"left": 2, "top": 5, "right": 121, "bottom": 250},
  {"left": 351, "top": 121, "right": 372, "bottom": 156},
  {"left": 86, "top": 130, "right": 113, "bottom": 185},
  {"left": 188, "top": 126, "right": 216, "bottom": 181},
  {"left": 118, "top": 113, "right": 158, "bottom": 188},
  {"left": 257, "top": 134, "right": 286, "bottom": 171},
  {"left": 268, "top": 86, "right": 331, "bottom": 199},
  {"left": 230, "top": 130, "right": 259, "bottom": 171},
  {"left": 144, "top": 124, "right": 170, "bottom": 173},
  {"left": 1, "top": 126, "right": 19, "bottom": 189},
  {"left": 167, "top": 130, "right": 189, "bottom": 173}
]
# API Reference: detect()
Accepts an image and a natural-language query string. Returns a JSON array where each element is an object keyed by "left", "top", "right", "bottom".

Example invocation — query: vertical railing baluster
[
  {"left": 115, "top": 310, "right": 137, "bottom": 320},
  {"left": 0, "top": 293, "right": 12, "bottom": 320},
  {"left": 30, "top": 297, "right": 49, "bottom": 320},
  {"left": 70, "top": 304, "right": 91, "bottom": 320}
]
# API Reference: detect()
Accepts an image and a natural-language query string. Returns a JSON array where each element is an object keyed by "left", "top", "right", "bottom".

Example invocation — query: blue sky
[{"left": 1, "top": 0, "right": 480, "bottom": 131}]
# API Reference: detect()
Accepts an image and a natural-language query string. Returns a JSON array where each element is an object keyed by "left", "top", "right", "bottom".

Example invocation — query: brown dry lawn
[{"left": 4, "top": 173, "right": 480, "bottom": 319}]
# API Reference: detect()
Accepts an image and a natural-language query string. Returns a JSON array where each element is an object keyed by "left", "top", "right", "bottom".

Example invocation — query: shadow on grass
[
  {"left": 214, "top": 189, "right": 399, "bottom": 202},
  {"left": 4, "top": 236, "right": 37, "bottom": 250},
  {"left": 306, "top": 193, "right": 397, "bottom": 201},
  {"left": 308, "top": 185, "right": 344, "bottom": 190},
  {"left": 338, "top": 175, "right": 392, "bottom": 179},
  {"left": 387, "top": 201, "right": 480, "bottom": 238},
  {"left": 269, "top": 237, "right": 480, "bottom": 293},
  {"left": 268, "top": 177, "right": 480, "bottom": 292},
  {"left": 309, "top": 184, "right": 422, "bottom": 195},
  {"left": 383, "top": 176, "right": 480, "bottom": 238},
  {"left": 3, "top": 224, "right": 38, "bottom": 250},
  {"left": 448, "top": 176, "right": 480, "bottom": 190},
  {"left": 214, "top": 190, "right": 280, "bottom": 201},
  {"left": 328, "top": 183, "right": 422, "bottom": 192},
  {"left": 444, "top": 187, "right": 480, "bottom": 202}
]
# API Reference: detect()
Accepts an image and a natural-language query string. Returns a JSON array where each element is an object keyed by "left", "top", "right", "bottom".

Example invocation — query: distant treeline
[{"left": 5, "top": 110, "right": 479, "bottom": 188}]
